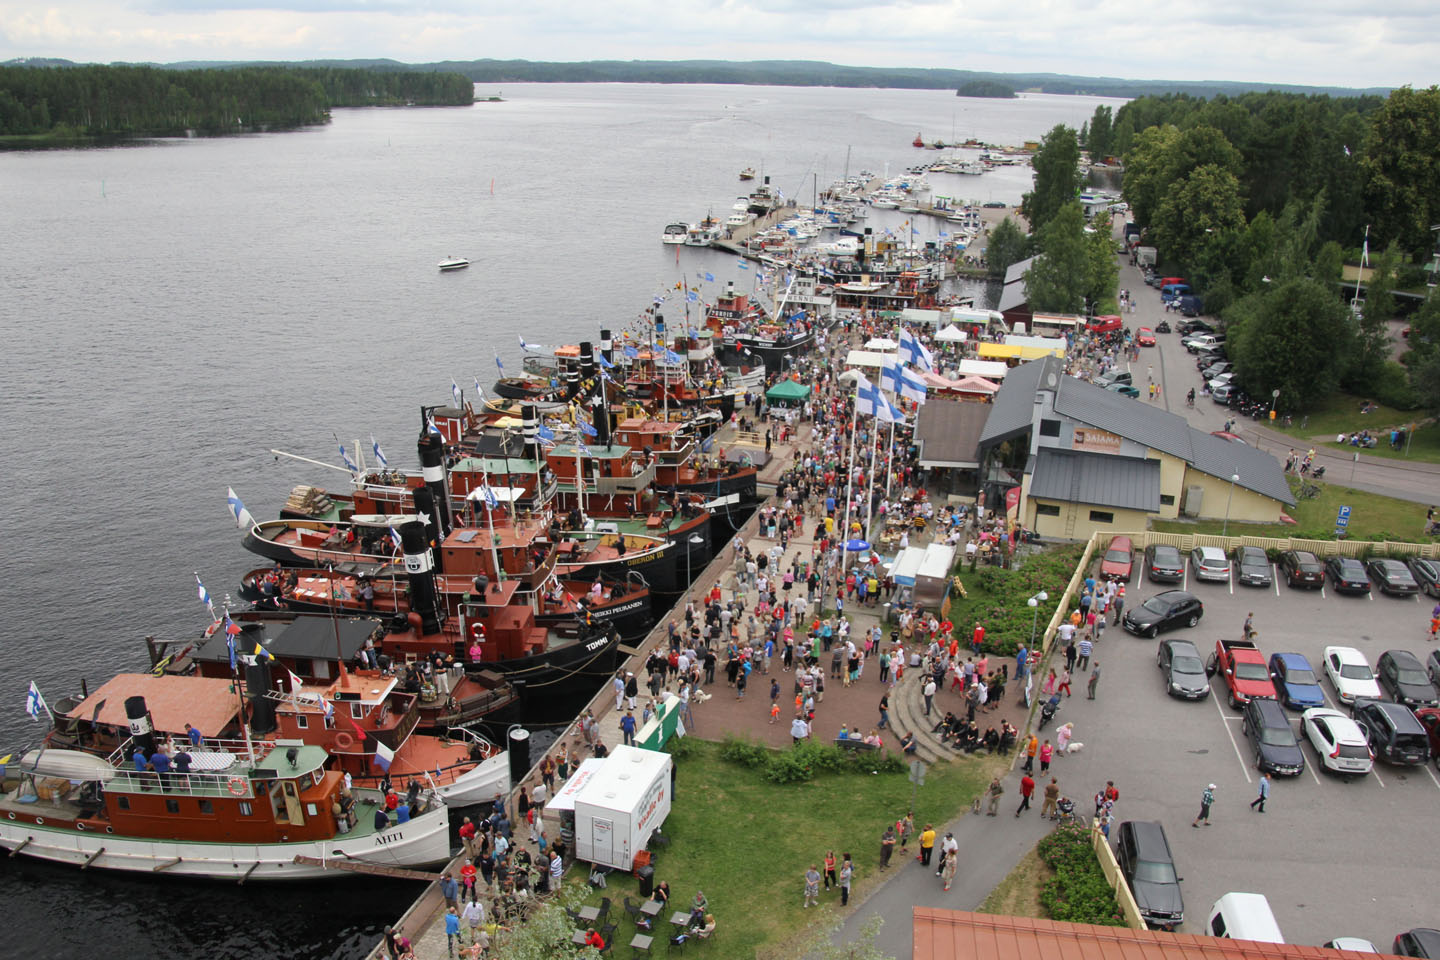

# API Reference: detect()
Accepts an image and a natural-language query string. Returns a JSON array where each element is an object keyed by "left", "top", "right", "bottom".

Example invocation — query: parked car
[
  {"left": 1202, "top": 362, "right": 1232, "bottom": 380},
  {"left": 1322, "top": 646, "right": 1382, "bottom": 705},
  {"left": 1352, "top": 698, "right": 1432, "bottom": 765},
  {"left": 1211, "top": 431, "right": 1248, "bottom": 445},
  {"left": 1158, "top": 638, "right": 1210, "bottom": 699},
  {"left": 1178, "top": 318, "right": 1214, "bottom": 336},
  {"left": 1279, "top": 550, "right": 1324, "bottom": 589},
  {"left": 1123, "top": 591, "right": 1204, "bottom": 638},
  {"left": 1144, "top": 544, "right": 1185, "bottom": 583},
  {"left": 1366, "top": 558, "right": 1419, "bottom": 596},
  {"left": 1137, "top": 327, "right": 1156, "bottom": 347},
  {"left": 1325, "top": 556, "right": 1372, "bottom": 594},
  {"left": 1115, "top": 820, "right": 1184, "bottom": 929},
  {"left": 1269, "top": 652, "right": 1326, "bottom": 710},
  {"left": 1414, "top": 707, "right": 1440, "bottom": 766},
  {"left": 1242, "top": 696, "right": 1306, "bottom": 776},
  {"left": 1408, "top": 557, "right": 1440, "bottom": 598},
  {"left": 1210, "top": 382, "right": 1235, "bottom": 404},
  {"left": 1189, "top": 546, "right": 1231, "bottom": 583},
  {"left": 1429, "top": 649, "right": 1440, "bottom": 686},
  {"left": 1376, "top": 650, "right": 1440, "bottom": 708},
  {"left": 1188, "top": 335, "right": 1225, "bottom": 355},
  {"left": 1323, "top": 940, "right": 1378, "bottom": 953},
  {"left": 1100, "top": 535, "right": 1134, "bottom": 582},
  {"left": 1394, "top": 930, "right": 1440, "bottom": 959},
  {"left": 1107, "top": 382, "right": 1141, "bottom": 399},
  {"left": 1301, "top": 708, "right": 1374, "bottom": 777},
  {"left": 1233, "top": 546, "right": 1272, "bottom": 587}
]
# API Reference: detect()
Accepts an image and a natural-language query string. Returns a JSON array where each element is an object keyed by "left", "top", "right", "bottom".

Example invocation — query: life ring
[
  {"left": 226, "top": 777, "right": 248, "bottom": 797},
  {"left": 469, "top": 621, "right": 486, "bottom": 641},
  {"left": 334, "top": 732, "right": 355, "bottom": 751},
  {"left": 35, "top": 818, "right": 44, "bottom": 825},
  {"left": 6, "top": 812, "right": 13, "bottom": 820},
  {"left": 77, "top": 822, "right": 86, "bottom": 831}
]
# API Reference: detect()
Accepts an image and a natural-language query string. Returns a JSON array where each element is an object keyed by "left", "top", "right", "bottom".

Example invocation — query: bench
[{"left": 833, "top": 737, "right": 879, "bottom": 752}]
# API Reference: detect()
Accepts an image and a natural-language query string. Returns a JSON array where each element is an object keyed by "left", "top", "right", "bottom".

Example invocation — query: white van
[{"left": 1207, "top": 892, "right": 1284, "bottom": 943}]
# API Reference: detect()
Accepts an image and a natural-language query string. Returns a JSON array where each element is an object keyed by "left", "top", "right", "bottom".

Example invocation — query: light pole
[
  {"left": 683, "top": 534, "right": 706, "bottom": 601},
  {"left": 1222, "top": 473, "right": 1239, "bottom": 537},
  {"left": 1026, "top": 590, "right": 1049, "bottom": 660}
]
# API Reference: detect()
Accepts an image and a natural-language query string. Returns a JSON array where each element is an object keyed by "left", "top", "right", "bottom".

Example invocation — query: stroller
[{"left": 1054, "top": 796, "right": 1081, "bottom": 825}]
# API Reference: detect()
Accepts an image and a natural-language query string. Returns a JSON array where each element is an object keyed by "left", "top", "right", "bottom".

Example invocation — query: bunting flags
[
  {"left": 371, "top": 436, "right": 389, "bottom": 468},
  {"left": 226, "top": 488, "right": 255, "bottom": 530},
  {"left": 253, "top": 642, "right": 275, "bottom": 661}
]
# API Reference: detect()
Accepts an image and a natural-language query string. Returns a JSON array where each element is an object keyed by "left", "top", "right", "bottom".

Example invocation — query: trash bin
[{"left": 637, "top": 864, "right": 655, "bottom": 898}]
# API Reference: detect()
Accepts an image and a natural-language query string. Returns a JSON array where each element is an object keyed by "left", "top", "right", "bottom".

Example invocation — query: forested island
[
  {"left": 0, "top": 64, "right": 474, "bottom": 142},
  {"left": 955, "top": 80, "right": 1016, "bottom": 98}
]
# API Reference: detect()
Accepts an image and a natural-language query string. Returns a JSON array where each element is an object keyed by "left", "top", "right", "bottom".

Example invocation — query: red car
[
  {"left": 1136, "top": 327, "right": 1156, "bottom": 346},
  {"left": 1100, "top": 535, "right": 1134, "bottom": 582}
]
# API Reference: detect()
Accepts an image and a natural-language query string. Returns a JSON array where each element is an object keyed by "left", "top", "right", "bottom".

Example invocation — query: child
[{"left": 770, "top": 702, "right": 781, "bottom": 724}]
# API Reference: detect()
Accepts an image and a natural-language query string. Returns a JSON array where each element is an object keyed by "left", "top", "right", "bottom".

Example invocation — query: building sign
[{"left": 1071, "top": 427, "right": 1122, "bottom": 455}]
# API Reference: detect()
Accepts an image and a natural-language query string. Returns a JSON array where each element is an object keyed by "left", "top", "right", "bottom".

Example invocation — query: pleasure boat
[
  {"left": 739, "top": 167, "right": 756, "bottom": 181},
  {"left": 438, "top": 257, "right": 470, "bottom": 271},
  {"left": 661, "top": 222, "right": 690, "bottom": 245}
]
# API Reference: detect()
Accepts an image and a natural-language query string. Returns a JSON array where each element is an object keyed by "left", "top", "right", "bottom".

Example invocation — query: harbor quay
[{"left": 379, "top": 333, "right": 1039, "bottom": 960}]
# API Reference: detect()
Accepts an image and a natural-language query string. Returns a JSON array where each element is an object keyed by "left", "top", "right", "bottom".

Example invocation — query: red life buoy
[
  {"left": 226, "top": 777, "right": 248, "bottom": 797},
  {"left": 334, "top": 732, "right": 355, "bottom": 750},
  {"left": 470, "top": 622, "right": 485, "bottom": 641}
]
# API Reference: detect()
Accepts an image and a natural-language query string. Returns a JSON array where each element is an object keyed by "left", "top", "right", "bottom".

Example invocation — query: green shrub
[
  {"left": 1036, "top": 822, "right": 1125, "bottom": 926},
  {"left": 948, "top": 545, "right": 1086, "bottom": 656},
  {"left": 721, "top": 734, "right": 907, "bottom": 783},
  {"left": 718, "top": 734, "right": 770, "bottom": 768},
  {"left": 665, "top": 735, "right": 699, "bottom": 760},
  {"left": 1372, "top": 361, "right": 1421, "bottom": 411}
]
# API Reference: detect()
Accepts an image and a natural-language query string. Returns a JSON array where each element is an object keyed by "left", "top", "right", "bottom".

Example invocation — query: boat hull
[{"left": 0, "top": 803, "right": 451, "bottom": 880}]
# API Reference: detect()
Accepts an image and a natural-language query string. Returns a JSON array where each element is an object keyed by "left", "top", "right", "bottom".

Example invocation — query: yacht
[
  {"left": 661, "top": 222, "right": 690, "bottom": 245},
  {"left": 437, "top": 256, "right": 470, "bottom": 271}
]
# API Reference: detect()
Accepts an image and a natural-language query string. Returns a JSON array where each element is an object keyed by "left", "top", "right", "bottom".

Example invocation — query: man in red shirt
[
  {"left": 584, "top": 928, "right": 605, "bottom": 950},
  {"left": 972, "top": 622, "right": 985, "bottom": 653},
  {"left": 458, "top": 816, "right": 477, "bottom": 858},
  {"left": 1015, "top": 773, "right": 1035, "bottom": 816}
]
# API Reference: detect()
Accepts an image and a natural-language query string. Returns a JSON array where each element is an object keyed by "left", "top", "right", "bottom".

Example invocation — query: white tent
[
  {"left": 934, "top": 323, "right": 968, "bottom": 343},
  {"left": 865, "top": 337, "right": 898, "bottom": 350},
  {"left": 958, "top": 358, "right": 1009, "bottom": 379},
  {"left": 845, "top": 349, "right": 896, "bottom": 370}
]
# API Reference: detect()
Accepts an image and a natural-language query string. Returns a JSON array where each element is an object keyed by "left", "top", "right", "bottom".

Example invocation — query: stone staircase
[{"left": 887, "top": 674, "right": 962, "bottom": 764}]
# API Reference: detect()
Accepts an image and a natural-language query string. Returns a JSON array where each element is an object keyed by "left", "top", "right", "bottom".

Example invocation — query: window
[
  {"left": 239, "top": 802, "right": 253, "bottom": 817},
  {"left": 306, "top": 803, "right": 319, "bottom": 817},
  {"left": 296, "top": 715, "right": 309, "bottom": 729},
  {"left": 350, "top": 703, "right": 365, "bottom": 720},
  {"left": 1039, "top": 419, "right": 1061, "bottom": 438},
  {"left": 199, "top": 799, "right": 214, "bottom": 815},
  {"left": 1036, "top": 503, "right": 1060, "bottom": 517},
  {"left": 164, "top": 799, "right": 180, "bottom": 814},
  {"left": 1160, "top": 494, "right": 1175, "bottom": 506},
  {"left": 117, "top": 795, "right": 130, "bottom": 811},
  {"left": 1089, "top": 510, "right": 1115, "bottom": 524}
]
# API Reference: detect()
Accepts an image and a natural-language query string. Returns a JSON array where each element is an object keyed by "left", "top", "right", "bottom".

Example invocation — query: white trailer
[{"left": 570, "top": 745, "right": 672, "bottom": 871}]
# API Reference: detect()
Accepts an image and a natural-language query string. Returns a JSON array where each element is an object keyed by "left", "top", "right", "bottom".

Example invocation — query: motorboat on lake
[{"left": 438, "top": 256, "right": 470, "bottom": 271}]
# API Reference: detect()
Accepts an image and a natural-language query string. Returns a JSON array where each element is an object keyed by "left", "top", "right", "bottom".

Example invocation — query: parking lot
[{"left": 1036, "top": 548, "right": 1438, "bottom": 946}]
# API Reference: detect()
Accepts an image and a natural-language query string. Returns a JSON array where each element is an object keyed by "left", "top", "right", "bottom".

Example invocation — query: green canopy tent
[{"left": 765, "top": 380, "right": 812, "bottom": 405}]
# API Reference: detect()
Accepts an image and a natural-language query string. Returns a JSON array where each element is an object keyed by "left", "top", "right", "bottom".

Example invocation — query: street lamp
[
  {"left": 683, "top": 534, "right": 706, "bottom": 600},
  {"left": 1026, "top": 590, "right": 1049, "bottom": 660},
  {"left": 1222, "top": 473, "right": 1239, "bottom": 537}
]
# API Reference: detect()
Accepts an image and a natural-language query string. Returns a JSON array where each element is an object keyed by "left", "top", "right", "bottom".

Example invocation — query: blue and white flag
[
  {"left": 653, "top": 294, "right": 666, "bottom": 306},
  {"left": 623, "top": 345, "right": 639, "bottom": 359},
  {"left": 596, "top": 352, "right": 614, "bottom": 369},
  {"left": 939, "top": 229, "right": 949, "bottom": 238},
  {"left": 480, "top": 484, "right": 499, "bottom": 510},
  {"left": 25, "top": 681, "right": 46, "bottom": 722},
  {"left": 882, "top": 360, "right": 928, "bottom": 405},
  {"left": 662, "top": 348, "right": 684, "bottom": 365},
  {"left": 320, "top": 696, "right": 334, "bottom": 722},
  {"left": 577, "top": 439, "right": 592, "bottom": 458},
  {"left": 858, "top": 372, "right": 903, "bottom": 423},
  {"left": 226, "top": 488, "right": 255, "bottom": 530},
  {"left": 338, "top": 442, "right": 359, "bottom": 474},
  {"left": 575, "top": 415, "right": 598, "bottom": 438},
  {"left": 371, "top": 436, "right": 389, "bottom": 468},
  {"left": 473, "top": 377, "right": 486, "bottom": 401},
  {"left": 537, "top": 423, "right": 556, "bottom": 447},
  {"left": 518, "top": 335, "right": 551, "bottom": 353},
  {"left": 373, "top": 740, "right": 395, "bottom": 772},
  {"left": 426, "top": 415, "right": 443, "bottom": 437},
  {"left": 736, "top": 259, "right": 749, "bottom": 270},
  {"left": 451, "top": 378, "right": 463, "bottom": 407},
  {"left": 495, "top": 354, "right": 505, "bottom": 374},
  {"left": 388, "top": 527, "right": 403, "bottom": 551},
  {"left": 898, "top": 329, "right": 934, "bottom": 372},
  {"left": 196, "top": 573, "right": 216, "bottom": 619},
  {"left": 686, "top": 291, "right": 698, "bottom": 303},
  {"left": 704, "top": 272, "right": 715, "bottom": 283}
]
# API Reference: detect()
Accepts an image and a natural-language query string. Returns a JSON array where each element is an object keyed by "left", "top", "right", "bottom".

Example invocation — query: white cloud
[{"left": 0, "top": 0, "right": 1434, "bottom": 87}]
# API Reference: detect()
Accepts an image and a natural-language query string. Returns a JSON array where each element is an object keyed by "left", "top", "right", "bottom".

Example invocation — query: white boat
[
  {"left": 898, "top": 204, "right": 921, "bottom": 214},
  {"left": 725, "top": 211, "right": 753, "bottom": 228},
  {"left": 684, "top": 222, "right": 721, "bottom": 247},
  {"left": 438, "top": 257, "right": 470, "bottom": 271},
  {"left": 661, "top": 222, "right": 690, "bottom": 245},
  {"left": 869, "top": 195, "right": 900, "bottom": 210}
]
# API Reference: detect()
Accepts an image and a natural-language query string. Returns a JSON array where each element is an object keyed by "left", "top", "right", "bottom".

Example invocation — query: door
[
  {"left": 282, "top": 780, "right": 306, "bottom": 826},
  {"left": 592, "top": 818, "right": 614, "bottom": 867}
]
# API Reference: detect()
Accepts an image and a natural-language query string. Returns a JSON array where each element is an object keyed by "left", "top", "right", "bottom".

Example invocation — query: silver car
[{"left": 1189, "top": 546, "right": 1230, "bottom": 582}]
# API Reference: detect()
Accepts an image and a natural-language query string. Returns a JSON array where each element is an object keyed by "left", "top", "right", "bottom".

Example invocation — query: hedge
[{"left": 1036, "top": 821, "right": 1125, "bottom": 926}]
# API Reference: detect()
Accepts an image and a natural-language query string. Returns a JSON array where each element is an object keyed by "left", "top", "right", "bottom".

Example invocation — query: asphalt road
[{"left": 1076, "top": 551, "right": 1440, "bottom": 946}]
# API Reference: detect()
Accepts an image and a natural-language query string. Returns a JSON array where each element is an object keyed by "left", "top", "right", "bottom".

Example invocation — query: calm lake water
[{"left": 0, "top": 82, "right": 1117, "bottom": 959}]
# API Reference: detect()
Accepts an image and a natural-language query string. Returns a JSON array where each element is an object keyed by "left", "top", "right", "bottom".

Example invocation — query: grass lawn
[
  {"left": 1269, "top": 392, "right": 1436, "bottom": 461},
  {"left": 567, "top": 738, "right": 996, "bottom": 959},
  {"left": 977, "top": 842, "right": 1049, "bottom": 919},
  {"left": 1320, "top": 423, "right": 1440, "bottom": 464},
  {"left": 1151, "top": 477, "right": 1437, "bottom": 542}
]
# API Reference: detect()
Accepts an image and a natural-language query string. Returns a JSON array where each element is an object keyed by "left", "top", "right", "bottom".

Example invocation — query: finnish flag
[
  {"left": 226, "top": 488, "right": 255, "bottom": 530},
  {"left": 371, "top": 436, "right": 389, "bottom": 468}
]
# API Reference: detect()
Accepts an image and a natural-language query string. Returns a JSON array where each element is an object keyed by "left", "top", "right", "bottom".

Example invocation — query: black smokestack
[
  {"left": 124, "top": 696, "right": 156, "bottom": 757},
  {"left": 416, "top": 416, "right": 451, "bottom": 535},
  {"left": 400, "top": 520, "right": 442, "bottom": 634}
]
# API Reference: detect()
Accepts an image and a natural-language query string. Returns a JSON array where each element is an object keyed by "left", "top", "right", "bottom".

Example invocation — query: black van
[
  {"left": 1352, "top": 699, "right": 1432, "bottom": 765},
  {"left": 1116, "top": 820, "right": 1184, "bottom": 929}
]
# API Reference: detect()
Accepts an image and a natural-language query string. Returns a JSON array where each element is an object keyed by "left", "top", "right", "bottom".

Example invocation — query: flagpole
[
  {"left": 839, "top": 379, "right": 860, "bottom": 583},
  {"left": 224, "top": 605, "right": 259, "bottom": 766},
  {"left": 483, "top": 476, "right": 502, "bottom": 585}
]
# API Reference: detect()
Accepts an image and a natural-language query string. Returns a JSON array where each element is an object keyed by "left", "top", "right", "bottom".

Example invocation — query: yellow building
[{"left": 977, "top": 358, "right": 1294, "bottom": 540}]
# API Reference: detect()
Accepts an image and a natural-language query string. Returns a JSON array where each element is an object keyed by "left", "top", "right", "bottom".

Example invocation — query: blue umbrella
[{"left": 845, "top": 539, "right": 871, "bottom": 552}]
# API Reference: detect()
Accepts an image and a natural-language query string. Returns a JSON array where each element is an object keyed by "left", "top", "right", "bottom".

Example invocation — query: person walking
[
  {"left": 923, "top": 677, "right": 937, "bottom": 716},
  {"left": 1022, "top": 734, "right": 1038, "bottom": 773},
  {"left": 1111, "top": 586, "right": 1125, "bottom": 625},
  {"left": 1242, "top": 612, "right": 1255, "bottom": 640},
  {"left": 918, "top": 823, "right": 936, "bottom": 866},
  {"left": 985, "top": 777, "right": 1005, "bottom": 816},
  {"left": 1015, "top": 773, "right": 1035, "bottom": 816},
  {"left": 1193, "top": 783, "right": 1215, "bottom": 827},
  {"left": 1086, "top": 660, "right": 1101, "bottom": 699},
  {"left": 1039, "top": 739, "right": 1053, "bottom": 773},
  {"left": 936, "top": 832, "right": 958, "bottom": 877},
  {"left": 1250, "top": 774, "right": 1270, "bottom": 813},
  {"left": 880, "top": 826, "right": 896, "bottom": 869},
  {"left": 1057, "top": 669, "right": 1072, "bottom": 698},
  {"left": 877, "top": 692, "right": 890, "bottom": 730},
  {"left": 1076, "top": 637, "right": 1093, "bottom": 670},
  {"left": 1041, "top": 778, "right": 1060, "bottom": 819},
  {"left": 839, "top": 854, "right": 853, "bottom": 906},
  {"left": 940, "top": 849, "right": 958, "bottom": 891}
]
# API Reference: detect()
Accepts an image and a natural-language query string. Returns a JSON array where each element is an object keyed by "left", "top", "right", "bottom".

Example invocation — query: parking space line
[
  {"left": 1211, "top": 694, "right": 1252, "bottom": 783},
  {"left": 1229, "top": 573, "right": 1234, "bottom": 596},
  {"left": 1425, "top": 764, "right": 1440, "bottom": 792},
  {"left": 1305, "top": 753, "right": 1322, "bottom": 785},
  {"left": 1273, "top": 567, "right": 1280, "bottom": 597},
  {"left": 1372, "top": 766, "right": 1386, "bottom": 788},
  {"left": 1321, "top": 585, "right": 1327, "bottom": 600}
]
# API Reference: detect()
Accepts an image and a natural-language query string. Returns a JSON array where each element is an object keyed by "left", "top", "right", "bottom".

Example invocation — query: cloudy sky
[{"left": 2, "top": 0, "right": 1435, "bottom": 89}]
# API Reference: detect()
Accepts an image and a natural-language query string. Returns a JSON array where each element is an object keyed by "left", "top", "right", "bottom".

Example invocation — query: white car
[
  {"left": 1323, "top": 940, "right": 1378, "bottom": 953},
  {"left": 1322, "top": 645, "right": 1382, "bottom": 704},
  {"left": 1302, "top": 708, "right": 1374, "bottom": 776}
]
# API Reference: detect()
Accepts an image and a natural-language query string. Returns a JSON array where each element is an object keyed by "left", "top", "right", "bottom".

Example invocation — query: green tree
[
  {"left": 1087, "top": 104, "right": 1114, "bottom": 160},
  {"left": 1361, "top": 85, "right": 1440, "bottom": 260},
  {"left": 1404, "top": 293, "right": 1440, "bottom": 414},
  {"left": 1022, "top": 124, "right": 1082, "bottom": 233},
  {"left": 1348, "top": 241, "right": 1401, "bottom": 383},
  {"left": 1150, "top": 163, "right": 1247, "bottom": 272},
  {"left": 1084, "top": 213, "right": 1120, "bottom": 309},
  {"left": 1024, "top": 202, "right": 1090, "bottom": 314},
  {"left": 1231, "top": 277, "right": 1353, "bottom": 409},
  {"left": 985, "top": 216, "right": 1030, "bottom": 279},
  {"left": 1120, "top": 124, "right": 1180, "bottom": 229}
]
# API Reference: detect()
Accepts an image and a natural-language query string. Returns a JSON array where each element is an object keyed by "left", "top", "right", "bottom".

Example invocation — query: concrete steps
[{"left": 888, "top": 675, "right": 953, "bottom": 764}]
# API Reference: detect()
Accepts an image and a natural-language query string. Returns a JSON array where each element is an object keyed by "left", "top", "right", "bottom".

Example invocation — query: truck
[
  {"left": 1134, "top": 246, "right": 1157, "bottom": 269},
  {"left": 568, "top": 744, "right": 672, "bottom": 872},
  {"left": 1207, "top": 638, "right": 1273, "bottom": 708}
]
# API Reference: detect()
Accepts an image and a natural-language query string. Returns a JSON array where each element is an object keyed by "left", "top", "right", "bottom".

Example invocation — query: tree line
[
  {"left": 992, "top": 90, "right": 1440, "bottom": 417},
  {"left": 0, "top": 65, "right": 474, "bottom": 139}
]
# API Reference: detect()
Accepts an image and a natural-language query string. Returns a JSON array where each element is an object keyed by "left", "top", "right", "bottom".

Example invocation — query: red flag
[{"left": 346, "top": 713, "right": 368, "bottom": 744}]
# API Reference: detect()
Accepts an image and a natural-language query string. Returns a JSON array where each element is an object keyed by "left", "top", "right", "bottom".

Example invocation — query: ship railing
[{"left": 594, "top": 461, "right": 654, "bottom": 494}]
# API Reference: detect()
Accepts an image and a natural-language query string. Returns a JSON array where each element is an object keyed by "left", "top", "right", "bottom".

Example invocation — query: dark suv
[
  {"left": 1242, "top": 697, "right": 1305, "bottom": 776},
  {"left": 1115, "top": 820, "right": 1184, "bottom": 929},
  {"left": 1279, "top": 550, "right": 1325, "bottom": 589},
  {"left": 1395, "top": 930, "right": 1440, "bottom": 959},
  {"left": 1377, "top": 650, "right": 1440, "bottom": 708},
  {"left": 1353, "top": 699, "right": 1432, "bottom": 765}
]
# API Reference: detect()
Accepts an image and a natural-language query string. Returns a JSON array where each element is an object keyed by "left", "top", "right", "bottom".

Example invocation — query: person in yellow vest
[{"left": 918, "top": 824, "right": 936, "bottom": 866}]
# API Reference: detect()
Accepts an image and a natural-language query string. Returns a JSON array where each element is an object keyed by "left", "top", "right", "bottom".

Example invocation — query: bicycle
[{"left": 1297, "top": 482, "right": 1322, "bottom": 500}]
